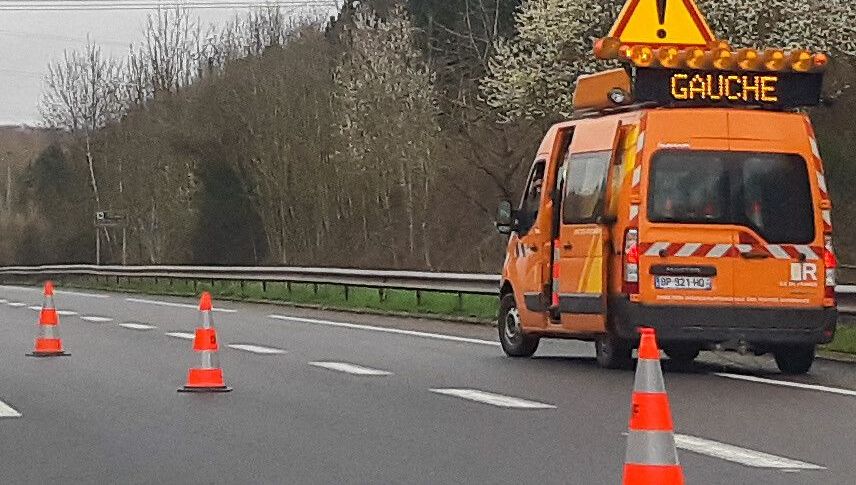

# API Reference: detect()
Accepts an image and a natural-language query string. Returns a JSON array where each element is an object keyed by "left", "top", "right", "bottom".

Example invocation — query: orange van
[{"left": 496, "top": 73, "right": 839, "bottom": 374}]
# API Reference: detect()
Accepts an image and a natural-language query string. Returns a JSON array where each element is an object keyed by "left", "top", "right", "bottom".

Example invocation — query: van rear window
[{"left": 648, "top": 151, "right": 815, "bottom": 244}]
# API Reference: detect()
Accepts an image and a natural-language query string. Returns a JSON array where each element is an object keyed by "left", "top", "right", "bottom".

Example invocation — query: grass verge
[{"left": 22, "top": 276, "right": 499, "bottom": 323}]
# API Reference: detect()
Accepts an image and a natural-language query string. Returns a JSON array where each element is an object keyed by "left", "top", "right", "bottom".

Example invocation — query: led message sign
[{"left": 634, "top": 68, "right": 823, "bottom": 108}]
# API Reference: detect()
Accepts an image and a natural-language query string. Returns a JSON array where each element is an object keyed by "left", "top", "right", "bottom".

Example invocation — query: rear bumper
[{"left": 610, "top": 296, "right": 838, "bottom": 346}]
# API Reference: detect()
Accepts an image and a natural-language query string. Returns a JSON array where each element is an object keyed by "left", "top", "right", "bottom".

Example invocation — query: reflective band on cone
[
  {"left": 179, "top": 292, "right": 231, "bottom": 393},
  {"left": 27, "top": 281, "right": 69, "bottom": 357},
  {"left": 622, "top": 327, "right": 683, "bottom": 485}
]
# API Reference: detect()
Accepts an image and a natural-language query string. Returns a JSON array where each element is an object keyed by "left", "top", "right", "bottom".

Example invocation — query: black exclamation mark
[{"left": 656, "top": 0, "right": 667, "bottom": 39}]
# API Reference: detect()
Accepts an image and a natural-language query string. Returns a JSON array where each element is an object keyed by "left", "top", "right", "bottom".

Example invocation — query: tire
[
  {"left": 774, "top": 345, "right": 816, "bottom": 375},
  {"left": 595, "top": 334, "right": 633, "bottom": 370},
  {"left": 664, "top": 345, "right": 701, "bottom": 365},
  {"left": 498, "top": 294, "right": 539, "bottom": 358}
]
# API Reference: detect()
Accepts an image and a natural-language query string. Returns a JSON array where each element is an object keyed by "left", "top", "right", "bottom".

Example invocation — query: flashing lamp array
[{"left": 594, "top": 38, "right": 828, "bottom": 74}]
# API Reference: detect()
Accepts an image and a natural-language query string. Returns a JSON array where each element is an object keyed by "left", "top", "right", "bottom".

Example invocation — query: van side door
[{"left": 555, "top": 119, "right": 621, "bottom": 333}]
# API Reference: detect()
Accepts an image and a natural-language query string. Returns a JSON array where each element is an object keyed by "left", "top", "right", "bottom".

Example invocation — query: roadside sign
[{"left": 608, "top": 0, "right": 716, "bottom": 48}]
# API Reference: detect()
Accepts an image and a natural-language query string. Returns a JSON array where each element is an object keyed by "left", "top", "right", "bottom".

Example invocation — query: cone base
[
  {"left": 178, "top": 386, "right": 233, "bottom": 393},
  {"left": 26, "top": 351, "right": 70, "bottom": 358}
]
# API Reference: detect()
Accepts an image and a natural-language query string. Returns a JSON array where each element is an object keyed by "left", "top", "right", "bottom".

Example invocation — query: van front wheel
[
  {"left": 498, "top": 294, "right": 539, "bottom": 357},
  {"left": 596, "top": 335, "right": 633, "bottom": 370},
  {"left": 774, "top": 345, "right": 816, "bottom": 375}
]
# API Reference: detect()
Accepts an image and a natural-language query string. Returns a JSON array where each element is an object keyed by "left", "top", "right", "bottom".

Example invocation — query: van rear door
[{"left": 641, "top": 149, "right": 736, "bottom": 307}]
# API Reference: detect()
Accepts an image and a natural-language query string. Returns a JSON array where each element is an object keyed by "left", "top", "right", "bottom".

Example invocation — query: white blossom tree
[{"left": 481, "top": 0, "right": 856, "bottom": 120}]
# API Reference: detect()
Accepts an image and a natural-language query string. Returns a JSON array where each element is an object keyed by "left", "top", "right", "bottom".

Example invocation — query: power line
[
  {"left": 0, "top": 1, "right": 339, "bottom": 10},
  {"left": 0, "top": 29, "right": 129, "bottom": 47}
]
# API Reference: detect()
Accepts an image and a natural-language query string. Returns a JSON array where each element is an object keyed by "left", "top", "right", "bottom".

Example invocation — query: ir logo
[{"left": 790, "top": 262, "right": 818, "bottom": 282}]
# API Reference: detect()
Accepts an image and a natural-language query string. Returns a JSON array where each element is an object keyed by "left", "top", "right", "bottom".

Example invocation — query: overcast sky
[{"left": 0, "top": 2, "right": 336, "bottom": 125}]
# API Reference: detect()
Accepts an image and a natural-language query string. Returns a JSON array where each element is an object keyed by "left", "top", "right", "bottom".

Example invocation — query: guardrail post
[
  {"left": 457, "top": 292, "right": 464, "bottom": 310},
  {"left": 262, "top": 281, "right": 267, "bottom": 293},
  {"left": 416, "top": 290, "right": 422, "bottom": 306},
  {"left": 193, "top": 280, "right": 198, "bottom": 293},
  {"left": 313, "top": 283, "right": 318, "bottom": 295},
  {"left": 378, "top": 288, "right": 385, "bottom": 303},
  {"left": 286, "top": 281, "right": 291, "bottom": 293},
  {"left": 344, "top": 285, "right": 349, "bottom": 301}
]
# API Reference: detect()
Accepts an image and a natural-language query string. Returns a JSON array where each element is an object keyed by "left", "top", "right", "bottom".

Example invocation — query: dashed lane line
[
  {"left": 165, "top": 332, "right": 195, "bottom": 340},
  {"left": 309, "top": 361, "right": 391, "bottom": 376},
  {"left": 675, "top": 434, "right": 825, "bottom": 470},
  {"left": 6, "top": 302, "right": 26, "bottom": 307},
  {"left": 119, "top": 323, "right": 157, "bottom": 331},
  {"left": 0, "top": 286, "right": 109, "bottom": 299},
  {"left": 228, "top": 344, "right": 286, "bottom": 355},
  {"left": 0, "top": 399, "right": 22, "bottom": 418},
  {"left": 27, "top": 306, "right": 40, "bottom": 311},
  {"left": 269, "top": 315, "right": 500, "bottom": 347},
  {"left": 715, "top": 373, "right": 856, "bottom": 397},
  {"left": 430, "top": 389, "right": 556, "bottom": 409},
  {"left": 58, "top": 310, "right": 78, "bottom": 316},
  {"left": 79, "top": 316, "right": 114, "bottom": 323},
  {"left": 126, "top": 297, "right": 237, "bottom": 313}
]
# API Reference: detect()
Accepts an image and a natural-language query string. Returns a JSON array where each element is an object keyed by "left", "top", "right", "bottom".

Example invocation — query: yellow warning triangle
[{"left": 608, "top": 0, "right": 716, "bottom": 48}]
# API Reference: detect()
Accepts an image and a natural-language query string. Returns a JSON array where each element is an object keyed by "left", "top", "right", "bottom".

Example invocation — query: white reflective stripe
[
  {"left": 795, "top": 245, "right": 819, "bottom": 260},
  {"left": 736, "top": 244, "right": 753, "bottom": 254},
  {"left": 706, "top": 244, "right": 732, "bottom": 258},
  {"left": 675, "top": 434, "right": 824, "bottom": 470},
  {"left": 809, "top": 138, "right": 820, "bottom": 159},
  {"left": 675, "top": 243, "right": 701, "bottom": 257},
  {"left": 644, "top": 242, "right": 670, "bottom": 257},
  {"left": 632, "top": 166, "right": 642, "bottom": 187},
  {"left": 431, "top": 389, "right": 556, "bottom": 409},
  {"left": 636, "top": 132, "right": 646, "bottom": 153},
  {"left": 822, "top": 209, "right": 832, "bottom": 225},
  {"left": 629, "top": 204, "right": 639, "bottom": 221},
  {"left": 816, "top": 172, "right": 827, "bottom": 193},
  {"left": 766, "top": 245, "right": 790, "bottom": 260}
]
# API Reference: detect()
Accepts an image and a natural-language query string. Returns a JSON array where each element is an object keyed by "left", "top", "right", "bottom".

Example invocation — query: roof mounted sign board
[{"left": 608, "top": 0, "right": 715, "bottom": 48}]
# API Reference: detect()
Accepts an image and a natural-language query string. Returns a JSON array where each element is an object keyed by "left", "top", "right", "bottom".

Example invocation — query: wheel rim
[{"left": 504, "top": 308, "right": 521, "bottom": 342}]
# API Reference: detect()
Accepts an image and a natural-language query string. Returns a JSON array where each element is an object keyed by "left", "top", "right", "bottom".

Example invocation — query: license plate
[{"left": 655, "top": 276, "right": 712, "bottom": 290}]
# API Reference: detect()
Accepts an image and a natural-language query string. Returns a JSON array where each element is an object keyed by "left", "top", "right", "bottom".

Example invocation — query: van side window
[
  {"left": 517, "top": 159, "right": 546, "bottom": 235},
  {"left": 562, "top": 150, "right": 612, "bottom": 224}
]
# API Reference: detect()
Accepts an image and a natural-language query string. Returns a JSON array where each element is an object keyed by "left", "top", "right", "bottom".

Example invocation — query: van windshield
[{"left": 648, "top": 151, "right": 815, "bottom": 244}]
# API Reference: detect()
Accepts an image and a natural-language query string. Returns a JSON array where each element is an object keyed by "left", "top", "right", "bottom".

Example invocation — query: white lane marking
[
  {"left": 0, "top": 286, "right": 109, "bottom": 298},
  {"left": 269, "top": 315, "right": 500, "bottom": 347},
  {"left": 0, "top": 299, "right": 6, "bottom": 303},
  {"left": 309, "top": 361, "right": 390, "bottom": 375},
  {"left": 675, "top": 434, "right": 825, "bottom": 470},
  {"left": 80, "top": 316, "right": 114, "bottom": 323},
  {"left": 126, "top": 297, "right": 237, "bottom": 313},
  {"left": 0, "top": 399, "right": 22, "bottom": 418},
  {"left": 58, "top": 310, "right": 78, "bottom": 316},
  {"left": 165, "top": 332, "right": 195, "bottom": 340},
  {"left": 430, "top": 389, "right": 556, "bottom": 409},
  {"left": 119, "top": 323, "right": 157, "bottom": 331},
  {"left": 27, "top": 306, "right": 41, "bottom": 311},
  {"left": 228, "top": 344, "right": 286, "bottom": 355},
  {"left": 715, "top": 373, "right": 856, "bottom": 397},
  {"left": 6, "top": 302, "right": 26, "bottom": 307}
]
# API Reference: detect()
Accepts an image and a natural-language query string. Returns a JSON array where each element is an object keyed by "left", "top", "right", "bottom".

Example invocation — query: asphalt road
[{"left": 0, "top": 285, "right": 854, "bottom": 484}]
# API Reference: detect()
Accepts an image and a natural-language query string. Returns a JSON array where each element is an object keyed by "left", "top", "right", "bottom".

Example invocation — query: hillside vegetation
[{"left": 2, "top": 0, "right": 853, "bottom": 273}]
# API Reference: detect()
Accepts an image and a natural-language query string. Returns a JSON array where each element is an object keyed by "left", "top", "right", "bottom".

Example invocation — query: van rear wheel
[
  {"left": 498, "top": 294, "right": 539, "bottom": 357},
  {"left": 595, "top": 334, "right": 633, "bottom": 370},
  {"left": 774, "top": 345, "right": 816, "bottom": 375}
]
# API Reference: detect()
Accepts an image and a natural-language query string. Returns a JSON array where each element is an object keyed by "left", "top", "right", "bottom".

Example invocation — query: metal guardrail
[{"left": 0, "top": 264, "right": 852, "bottom": 314}]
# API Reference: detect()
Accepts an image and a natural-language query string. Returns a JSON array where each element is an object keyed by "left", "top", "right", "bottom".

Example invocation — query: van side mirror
[{"left": 496, "top": 200, "right": 515, "bottom": 235}]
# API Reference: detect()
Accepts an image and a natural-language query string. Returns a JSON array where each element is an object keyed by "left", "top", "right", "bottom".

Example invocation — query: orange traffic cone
[
  {"left": 178, "top": 292, "right": 231, "bottom": 393},
  {"left": 622, "top": 328, "right": 684, "bottom": 485},
  {"left": 27, "top": 281, "right": 70, "bottom": 357}
]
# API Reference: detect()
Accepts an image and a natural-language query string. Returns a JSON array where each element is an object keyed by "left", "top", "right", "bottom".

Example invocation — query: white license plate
[{"left": 655, "top": 276, "right": 712, "bottom": 290}]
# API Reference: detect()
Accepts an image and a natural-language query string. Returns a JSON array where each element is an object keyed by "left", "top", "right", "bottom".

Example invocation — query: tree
[
  {"left": 334, "top": 4, "right": 440, "bottom": 267},
  {"left": 481, "top": 0, "right": 856, "bottom": 120}
]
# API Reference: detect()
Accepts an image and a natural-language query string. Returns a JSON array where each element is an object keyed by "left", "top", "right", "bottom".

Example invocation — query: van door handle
[
  {"left": 740, "top": 250, "right": 770, "bottom": 259},
  {"left": 527, "top": 245, "right": 539, "bottom": 252},
  {"left": 563, "top": 243, "right": 573, "bottom": 250}
]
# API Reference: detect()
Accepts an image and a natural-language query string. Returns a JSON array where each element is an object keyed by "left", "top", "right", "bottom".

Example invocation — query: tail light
[
  {"left": 623, "top": 229, "right": 639, "bottom": 295},
  {"left": 824, "top": 235, "right": 837, "bottom": 302}
]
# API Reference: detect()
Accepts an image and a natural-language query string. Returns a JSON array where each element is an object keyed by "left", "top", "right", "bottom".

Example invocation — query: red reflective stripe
[
  {"left": 39, "top": 308, "right": 58, "bottom": 325},
  {"left": 623, "top": 463, "right": 685, "bottom": 485},
  {"left": 629, "top": 392, "right": 674, "bottom": 431},
  {"left": 193, "top": 328, "right": 219, "bottom": 352}
]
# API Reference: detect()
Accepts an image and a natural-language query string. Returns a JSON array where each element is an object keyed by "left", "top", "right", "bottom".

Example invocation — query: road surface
[{"left": 0, "top": 284, "right": 853, "bottom": 484}]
